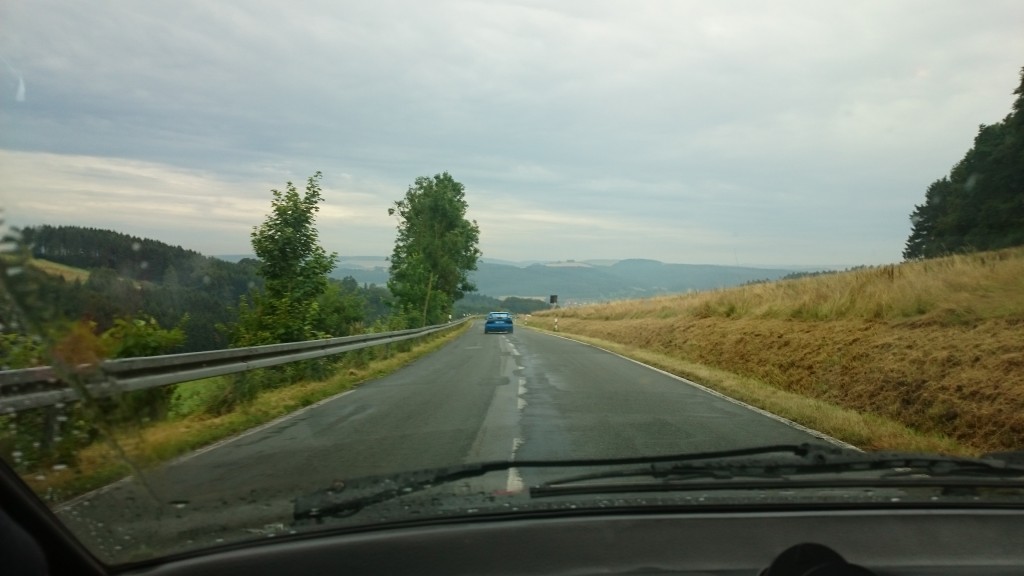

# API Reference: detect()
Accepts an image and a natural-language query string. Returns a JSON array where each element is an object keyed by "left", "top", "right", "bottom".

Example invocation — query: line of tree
[
  {"left": 5, "top": 171, "right": 489, "bottom": 359},
  {"left": 8, "top": 172, "right": 487, "bottom": 356},
  {"left": 454, "top": 293, "right": 550, "bottom": 316},
  {"left": 904, "top": 66, "right": 1024, "bottom": 259}
]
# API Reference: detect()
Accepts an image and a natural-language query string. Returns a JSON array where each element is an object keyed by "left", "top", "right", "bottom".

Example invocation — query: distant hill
[
  {"left": 332, "top": 266, "right": 390, "bottom": 286},
  {"left": 600, "top": 259, "right": 795, "bottom": 294},
  {"left": 220, "top": 254, "right": 390, "bottom": 270},
  {"left": 331, "top": 257, "right": 799, "bottom": 301}
]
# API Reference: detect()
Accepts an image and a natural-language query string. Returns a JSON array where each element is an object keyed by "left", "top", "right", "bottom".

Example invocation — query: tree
[
  {"left": 388, "top": 173, "right": 481, "bottom": 326},
  {"left": 312, "top": 277, "right": 366, "bottom": 337},
  {"left": 232, "top": 171, "right": 338, "bottom": 344},
  {"left": 904, "top": 67, "right": 1024, "bottom": 259}
]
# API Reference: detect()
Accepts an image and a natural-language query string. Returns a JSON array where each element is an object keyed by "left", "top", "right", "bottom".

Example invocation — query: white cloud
[
  {"left": 1, "top": 0, "right": 1022, "bottom": 266},
  {"left": 0, "top": 151, "right": 399, "bottom": 255}
]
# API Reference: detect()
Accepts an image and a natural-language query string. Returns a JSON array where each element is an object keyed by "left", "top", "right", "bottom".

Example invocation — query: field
[
  {"left": 27, "top": 258, "right": 91, "bottom": 282},
  {"left": 536, "top": 247, "right": 1024, "bottom": 454}
]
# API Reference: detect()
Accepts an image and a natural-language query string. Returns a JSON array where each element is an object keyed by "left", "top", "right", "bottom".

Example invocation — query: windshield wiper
[
  {"left": 293, "top": 444, "right": 1024, "bottom": 522},
  {"left": 294, "top": 444, "right": 828, "bottom": 521},
  {"left": 532, "top": 448, "right": 1024, "bottom": 498}
]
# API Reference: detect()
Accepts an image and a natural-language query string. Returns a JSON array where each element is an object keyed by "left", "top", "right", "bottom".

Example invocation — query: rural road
[{"left": 59, "top": 322, "right": 837, "bottom": 563}]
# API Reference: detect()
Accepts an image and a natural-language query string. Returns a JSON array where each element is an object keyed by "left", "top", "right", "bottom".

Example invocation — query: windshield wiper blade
[
  {"left": 293, "top": 444, "right": 822, "bottom": 521},
  {"left": 293, "top": 461, "right": 505, "bottom": 522},
  {"left": 532, "top": 449, "right": 1024, "bottom": 499},
  {"left": 294, "top": 443, "right": 1024, "bottom": 521}
]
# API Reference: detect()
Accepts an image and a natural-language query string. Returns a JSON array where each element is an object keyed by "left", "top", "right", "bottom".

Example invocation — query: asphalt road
[{"left": 59, "top": 322, "right": 836, "bottom": 563}]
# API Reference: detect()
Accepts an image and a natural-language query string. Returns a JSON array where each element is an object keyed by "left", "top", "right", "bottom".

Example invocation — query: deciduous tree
[
  {"left": 233, "top": 171, "right": 337, "bottom": 344},
  {"left": 388, "top": 173, "right": 481, "bottom": 326}
]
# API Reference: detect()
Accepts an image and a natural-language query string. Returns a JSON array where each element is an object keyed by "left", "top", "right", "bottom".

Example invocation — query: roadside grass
[
  {"left": 24, "top": 322, "right": 471, "bottom": 501},
  {"left": 535, "top": 247, "right": 1024, "bottom": 455},
  {"left": 530, "top": 327, "right": 969, "bottom": 456},
  {"left": 556, "top": 247, "right": 1024, "bottom": 324}
]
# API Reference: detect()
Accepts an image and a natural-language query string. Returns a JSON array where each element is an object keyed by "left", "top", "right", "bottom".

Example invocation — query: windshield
[{"left": 2, "top": 0, "right": 1023, "bottom": 567}]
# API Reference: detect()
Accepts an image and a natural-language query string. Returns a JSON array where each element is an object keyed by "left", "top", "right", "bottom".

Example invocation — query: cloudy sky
[{"left": 1, "top": 1, "right": 1022, "bottom": 267}]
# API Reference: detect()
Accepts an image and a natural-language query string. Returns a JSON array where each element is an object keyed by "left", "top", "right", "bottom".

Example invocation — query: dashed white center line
[
  {"left": 506, "top": 467, "right": 524, "bottom": 493},
  {"left": 506, "top": 438, "right": 525, "bottom": 493}
]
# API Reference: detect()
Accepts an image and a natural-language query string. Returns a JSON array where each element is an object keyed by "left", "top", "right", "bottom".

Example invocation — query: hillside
[
  {"left": 536, "top": 247, "right": 1024, "bottom": 454},
  {"left": 11, "top": 226, "right": 388, "bottom": 352}
]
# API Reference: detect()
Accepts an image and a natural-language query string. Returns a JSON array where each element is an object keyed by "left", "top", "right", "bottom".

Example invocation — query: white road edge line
[
  {"left": 534, "top": 330, "right": 861, "bottom": 452},
  {"left": 55, "top": 387, "right": 362, "bottom": 512}
]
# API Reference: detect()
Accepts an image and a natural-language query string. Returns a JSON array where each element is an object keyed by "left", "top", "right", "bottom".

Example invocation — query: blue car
[{"left": 483, "top": 311, "right": 514, "bottom": 334}]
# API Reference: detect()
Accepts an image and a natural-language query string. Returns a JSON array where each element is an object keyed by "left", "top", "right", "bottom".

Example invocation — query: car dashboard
[{"left": 118, "top": 507, "right": 1024, "bottom": 576}]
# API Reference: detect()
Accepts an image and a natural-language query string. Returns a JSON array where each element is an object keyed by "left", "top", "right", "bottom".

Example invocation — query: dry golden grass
[
  {"left": 537, "top": 247, "right": 1024, "bottom": 455},
  {"left": 24, "top": 322, "right": 470, "bottom": 500},
  {"left": 554, "top": 247, "right": 1024, "bottom": 324},
  {"left": 27, "top": 258, "right": 91, "bottom": 283},
  {"left": 536, "top": 329, "right": 971, "bottom": 455}
]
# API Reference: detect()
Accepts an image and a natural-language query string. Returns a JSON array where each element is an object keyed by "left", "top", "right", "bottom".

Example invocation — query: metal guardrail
[{"left": 0, "top": 319, "right": 470, "bottom": 413}]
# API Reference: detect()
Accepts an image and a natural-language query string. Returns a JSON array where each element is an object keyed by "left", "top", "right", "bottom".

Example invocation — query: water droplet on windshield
[
  {"left": 131, "top": 242, "right": 141, "bottom": 252},
  {"left": 52, "top": 464, "right": 68, "bottom": 471}
]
